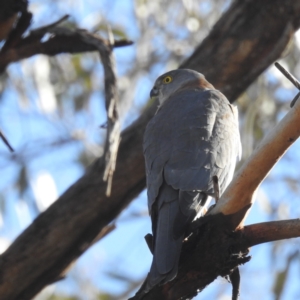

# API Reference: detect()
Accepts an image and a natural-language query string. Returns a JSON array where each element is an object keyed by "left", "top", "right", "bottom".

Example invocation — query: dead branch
[
  {"left": 275, "top": 62, "right": 300, "bottom": 107},
  {"left": 79, "top": 29, "right": 121, "bottom": 196},
  {"left": 0, "top": 15, "right": 133, "bottom": 73}
]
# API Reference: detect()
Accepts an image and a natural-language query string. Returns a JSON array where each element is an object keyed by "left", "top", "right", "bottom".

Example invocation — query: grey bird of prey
[{"left": 142, "top": 69, "right": 241, "bottom": 293}]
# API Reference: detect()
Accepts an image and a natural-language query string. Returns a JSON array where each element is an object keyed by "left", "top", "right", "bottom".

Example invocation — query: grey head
[{"left": 150, "top": 69, "right": 214, "bottom": 104}]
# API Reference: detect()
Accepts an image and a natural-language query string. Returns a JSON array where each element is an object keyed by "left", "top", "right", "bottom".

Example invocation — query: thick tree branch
[
  {"left": 1, "top": 1, "right": 300, "bottom": 300},
  {"left": 134, "top": 216, "right": 300, "bottom": 300},
  {"left": 211, "top": 64, "right": 300, "bottom": 228},
  {"left": 243, "top": 219, "right": 300, "bottom": 247},
  {"left": 134, "top": 212, "right": 252, "bottom": 300}
]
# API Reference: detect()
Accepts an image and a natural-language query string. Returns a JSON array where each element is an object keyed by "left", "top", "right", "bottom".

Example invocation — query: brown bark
[
  {"left": 1, "top": 1, "right": 300, "bottom": 299},
  {"left": 135, "top": 213, "right": 249, "bottom": 300},
  {"left": 133, "top": 215, "right": 300, "bottom": 300},
  {"left": 244, "top": 219, "right": 300, "bottom": 247}
]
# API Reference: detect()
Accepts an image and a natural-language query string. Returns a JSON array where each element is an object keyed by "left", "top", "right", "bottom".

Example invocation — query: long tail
[
  {"left": 129, "top": 185, "right": 209, "bottom": 299},
  {"left": 145, "top": 198, "right": 183, "bottom": 291}
]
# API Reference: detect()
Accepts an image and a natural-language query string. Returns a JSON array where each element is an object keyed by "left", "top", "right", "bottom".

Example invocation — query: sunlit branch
[
  {"left": 211, "top": 63, "right": 300, "bottom": 228},
  {"left": 243, "top": 219, "right": 300, "bottom": 247}
]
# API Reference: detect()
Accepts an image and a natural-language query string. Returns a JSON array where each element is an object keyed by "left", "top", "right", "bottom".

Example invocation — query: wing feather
[{"left": 144, "top": 89, "right": 240, "bottom": 214}]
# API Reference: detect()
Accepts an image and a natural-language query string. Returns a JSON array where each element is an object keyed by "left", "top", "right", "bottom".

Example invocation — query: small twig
[
  {"left": 275, "top": 62, "right": 300, "bottom": 107},
  {"left": 0, "top": 130, "right": 14, "bottom": 152},
  {"left": 290, "top": 91, "right": 300, "bottom": 107},
  {"left": 275, "top": 62, "right": 300, "bottom": 89}
]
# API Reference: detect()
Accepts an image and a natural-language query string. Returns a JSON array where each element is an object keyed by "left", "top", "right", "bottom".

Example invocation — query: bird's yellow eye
[{"left": 163, "top": 76, "right": 172, "bottom": 84}]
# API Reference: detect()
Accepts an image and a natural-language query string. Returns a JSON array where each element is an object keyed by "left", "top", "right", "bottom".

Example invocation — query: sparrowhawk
[{"left": 142, "top": 69, "right": 241, "bottom": 293}]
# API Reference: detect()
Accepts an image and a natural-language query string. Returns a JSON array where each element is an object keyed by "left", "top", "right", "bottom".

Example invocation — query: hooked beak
[{"left": 150, "top": 86, "right": 159, "bottom": 99}]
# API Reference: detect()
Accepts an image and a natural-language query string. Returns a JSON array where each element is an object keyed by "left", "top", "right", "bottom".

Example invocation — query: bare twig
[
  {"left": 0, "top": 130, "right": 14, "bottom": 152},
  {"left": 275, "top": 62, "right": 300, "bottom": 107},
  {"left": 290, "top": 92, "right": 300, "bottom": 108},
  {"left": 275, "top": 62, "right": 300, "bottom": 89}
]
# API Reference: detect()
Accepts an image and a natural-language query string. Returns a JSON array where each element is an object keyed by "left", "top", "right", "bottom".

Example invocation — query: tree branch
[
  {"left": 210, "top": 64, "right": 300, "bottom": 228},
  {"left": 243, "top": 219, "right": 300, "bottom": 247},
  {"left": 0, "top": 15, "right": 133, "bottom": 73},
  {"left": 133, "top": 215, "right": 300, "bottom": 300},
  {"left": 1, "top": 1, "right": 300, "bottom": 299}
]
